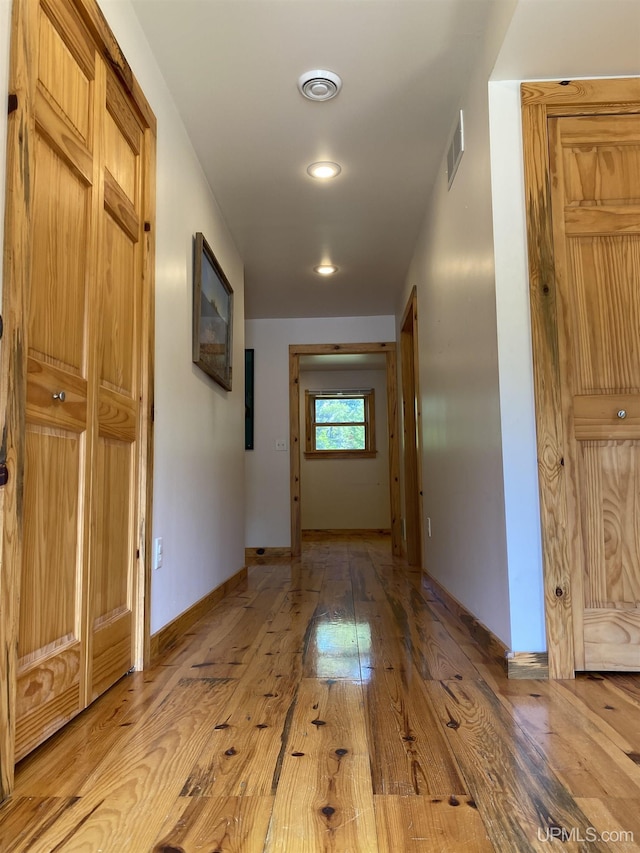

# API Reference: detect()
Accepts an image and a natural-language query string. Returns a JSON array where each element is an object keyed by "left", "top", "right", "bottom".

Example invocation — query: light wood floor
[{"left": 2, "top": 534, "right": 640, "bottom": 851}]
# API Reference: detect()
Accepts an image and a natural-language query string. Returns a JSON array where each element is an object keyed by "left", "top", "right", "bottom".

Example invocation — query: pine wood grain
[
  {"left": 575, "top": 798, "right": 640, "bottom": 852},
  {"left": 558, "top": 674, "right": 640, "bottom": 754},
  {"left": 3, "top": 534, "right": 640, "bottom": 850},
  {"left": 14, "top": 669, "right": 179, "bottom": 797},
  {"left": 426, "top": 678, "right": 611, "bottom": 851},
  {"left": 522, "top": 96, "right": 575, "bottom": 680},
  {"left": 1, "top": 0, "right": 157, "bottom": 790},
  {"left": 0, "top": 0, "right": 38, "bottom": 796},
  {"left": 267, "top": 678, "right": 378, "bottom": 852},
  {"left": 492, "top": 679, "right": 640, "bottom": 798},
  {"left": 375, "top": 795, "right": 493, "bottom": 853},
  {"left": 152, "top": 796, "right": 274, "bottom": 853},
  {"left": 21, "top": 677, "right": 238, "bottom": 850},
  {"left": 364, "top": 665, "right": 466, "bottom": 796},
  {"left": 523, "top": 81, "right": 640, "bottom": 679},
  {"left": 179, "top": 661, "right": 302, "bottom": 797}
]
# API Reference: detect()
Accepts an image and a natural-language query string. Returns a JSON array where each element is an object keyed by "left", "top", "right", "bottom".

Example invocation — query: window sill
[{"left": 304, "top": 450, "right": 377, "bottom": 460}]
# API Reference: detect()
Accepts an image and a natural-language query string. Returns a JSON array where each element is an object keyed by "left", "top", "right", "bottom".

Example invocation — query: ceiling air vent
[
  {"left": 298, "top": 70, "right": 342, "bottom": 101},
  {"left": 447, "top": 109, "right": 464, "bottom": 189}
]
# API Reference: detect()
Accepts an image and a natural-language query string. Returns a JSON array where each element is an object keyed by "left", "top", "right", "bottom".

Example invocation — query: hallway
[{"left": 1, "top": 534, "right": 640, "bottom": 851}]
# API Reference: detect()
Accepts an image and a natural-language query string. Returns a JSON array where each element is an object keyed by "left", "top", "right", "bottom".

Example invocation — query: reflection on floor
[{"left": 2, "top": 533, "right": 640, "bottom": 851}]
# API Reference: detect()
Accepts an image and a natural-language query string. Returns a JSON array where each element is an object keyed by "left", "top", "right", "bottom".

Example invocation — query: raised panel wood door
[
  {"left": 4, "top": 0, "right": 155, "bottom": 763},
  {"left": 549, "top": 113, "right": 640, "bottom": 671},
  {"left": 89, "top": 70, "right": 145, "bottom": 702}
]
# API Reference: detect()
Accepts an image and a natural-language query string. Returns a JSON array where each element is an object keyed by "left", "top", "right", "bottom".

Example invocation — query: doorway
[
  {"left": 289, "top": 343, "right": 401, "bottom": 558},
  {"left": 400, "top": 288, "right": 423, "bottom": 567}
]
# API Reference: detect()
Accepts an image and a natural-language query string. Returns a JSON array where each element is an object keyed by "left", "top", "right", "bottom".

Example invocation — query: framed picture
[{"left": 193, "top": 232, "right": 233, "bottom": 390}]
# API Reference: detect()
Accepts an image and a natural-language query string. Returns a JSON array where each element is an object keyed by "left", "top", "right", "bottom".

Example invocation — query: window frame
[{"left": 304, "top": 389, "right": 376, "bottom": 459}]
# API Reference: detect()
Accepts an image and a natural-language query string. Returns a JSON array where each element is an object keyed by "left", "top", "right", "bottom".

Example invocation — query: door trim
[
  {"left": 521, "top": 77, "right": 640, "bottom": 679},
  {"left": 400, "top": 287, "right": 423, "bottom": 566},
  {"left": 289, "top": 343, "right": 401, "bottom": 558},
  {"left": 0, "top": 0, "right": 156, "bottom": 797}
]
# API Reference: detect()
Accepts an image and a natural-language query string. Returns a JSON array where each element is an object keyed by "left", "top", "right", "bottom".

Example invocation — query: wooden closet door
[
  {"left": 16, "top": 0, "right": 100, "bottom": 760},
  {"left": 548, "top": 113, "right": 640, "bottom": 670},
  {"left": 88, "top": 70, "right": 144, "bottom": 701},
  {"left": 7, "top": 0, "right": 154, "bottom": 762}
]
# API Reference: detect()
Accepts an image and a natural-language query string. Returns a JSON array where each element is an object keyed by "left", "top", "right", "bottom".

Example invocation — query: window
[{"left": 305, "top": 389, "right": 376, "bottom": 458}]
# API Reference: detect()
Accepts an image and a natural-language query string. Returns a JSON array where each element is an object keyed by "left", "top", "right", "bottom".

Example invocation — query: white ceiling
[
  {"left": 492, "top": 0, "right": 640, "bottom": 81},
  {"left": 130, "top": 0, "right": 501, "bottom": 319},
  {"left": 130, "top": 0, "right": 640, "bottom": 321}
]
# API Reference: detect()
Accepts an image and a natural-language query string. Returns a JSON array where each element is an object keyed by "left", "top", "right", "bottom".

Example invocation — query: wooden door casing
[
  {"left": 400, "top": 287, "right": 423, "bottom": 568},
  {"left": 288, "top": 343, "right": 402, "bottom": 559},
  {"left": 0, "top": 0, "right": 156, "bottom": 797},
  {"left": 522, "top": 78, "right": 640, "bottom": 678}
]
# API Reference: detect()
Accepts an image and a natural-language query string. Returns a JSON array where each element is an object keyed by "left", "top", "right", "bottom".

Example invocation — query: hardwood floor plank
[
  {"left": 151, "top": 796, "right": 274, "bottom": 853},
  {"left": 303, "top": 580, "right": 361, "bottom": 680},
  {"left": 356, "top": 555, "right": 483, "bottom": 683},
  {"left": 180, "top": 663, "right": 301, "bottom": 797},
  {"left": 494, "top": 679, "right": 640, "bottom": 798},
  {"left": 559, "top": 674, "right": 640, "bottom": 755},
  {"left": 257, "top": 587, "right": 322, "bottom": 657},
  {"left": 575, "top": 798, "right": 640, "bottom": 851},
  {"left": 0, "top": 796, "right": 81, "bottom": 852},
  {"left": 364, "top": 664, "right": 467, "bottom": 796},
  {"left": 156, "top": 582, "right": 279, "bottom": 670},
  {"left": 425, "top": 678, "right": 611, "bottom": 851},
  {"left": 18, "top": 677, "right": 239, "bottom": 851},
  {"left": 374, "top": 794, "right": 493, "bottom": 852},
  {"left": 267, "top": 678, "right": 378, "bottom": 852},
  {"left": 170, "top": 588, "right": 290, "bottom": 678},
  {"left": 13, "top": 668, "right": 177, "bottom": 796},
  {"left": 4, "top": 533, "right": 640, "bottom": 852}
]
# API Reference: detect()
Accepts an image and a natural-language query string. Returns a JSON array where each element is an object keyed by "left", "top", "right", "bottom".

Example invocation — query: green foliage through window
[
  {"left": 315, "top": 398, "right": 365, "bottom": 424},
  {"left": 306, "top": 390, "right": 374, "bottom": 454},
  {"left": 316, "top": 424, "right": 366, "bottom": 450}
]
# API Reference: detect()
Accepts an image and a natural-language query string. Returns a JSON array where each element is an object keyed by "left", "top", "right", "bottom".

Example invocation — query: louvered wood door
[
  {"left": 549, "top": 113, "right": 640, "bottom": 670},
  {"left": 14, "top": 0, "right": 149, "bottom": 759}
]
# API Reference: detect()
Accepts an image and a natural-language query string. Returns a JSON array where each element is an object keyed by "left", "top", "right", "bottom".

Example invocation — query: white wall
[
  {"left": 245, "top": 316, "right": 395, "bottom": 547},
  {"left": 97, "top": 1, "right": 246, "bottom": 635},
  {"left": 0, "top": 2, "right": 245, "bottom": 635},
  {"left": 300, "top": 368, "right": 390, "bottom": 530},
  {"left": 399, "top": 3, "right": 517, "bottom": 649},
  {"left": 489, "top": 80, "right": 546, "bottom": 653}
]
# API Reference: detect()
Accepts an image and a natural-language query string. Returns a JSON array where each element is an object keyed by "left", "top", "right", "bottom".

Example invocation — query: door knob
[
  {"left": 617, "top": 409, "right": 627, "bottom": 419},
  {"left": 53, "top": 391, "right": 66, "bottom": 402}
]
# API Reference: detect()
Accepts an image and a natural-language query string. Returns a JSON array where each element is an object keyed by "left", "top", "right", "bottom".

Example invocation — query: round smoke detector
[{"left": 298, "top": 69, "right": 342, "bottom": 101}]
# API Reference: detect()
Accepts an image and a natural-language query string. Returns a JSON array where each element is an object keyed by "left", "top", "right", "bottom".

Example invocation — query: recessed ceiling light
[
  {"left": 314, "top": 264, "right": 338, "bottom": 276},
  {"left": 307, "top": 161, "right": 342, "bottom": 179},
  {"left": 298, "top": 70, "right": 342, "bottom": 101}
]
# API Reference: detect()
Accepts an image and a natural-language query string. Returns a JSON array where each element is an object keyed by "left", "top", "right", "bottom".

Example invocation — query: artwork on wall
[
  {"left": 192, "top": 232, "right": 233, "bottom": 390},
  {"left": 245, "top": 349, "right": 254, "bottom": 450}
]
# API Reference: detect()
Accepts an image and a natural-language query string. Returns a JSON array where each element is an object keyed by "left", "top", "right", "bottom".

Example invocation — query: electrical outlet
[
  {"left": 275, "top": 439, "right": 287, "bottom": 451},
  {"left": 153, "top": 537, "right": 163, "bottom": 570}
]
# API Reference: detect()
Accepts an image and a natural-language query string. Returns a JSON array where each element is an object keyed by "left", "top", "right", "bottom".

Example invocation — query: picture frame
[{"left": 193, "top": 232, "right": 233, "bottom": 390}]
